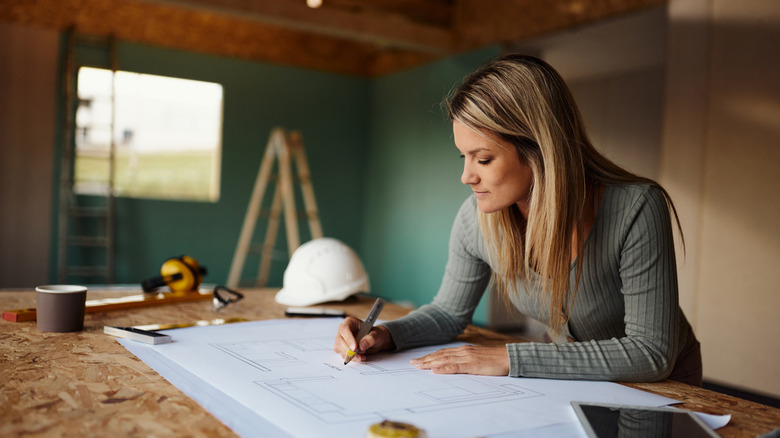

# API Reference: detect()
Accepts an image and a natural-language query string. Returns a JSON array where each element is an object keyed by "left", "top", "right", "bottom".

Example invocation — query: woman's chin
[{"left": 476, "top": 201, "right": 500, "bottom": 214}]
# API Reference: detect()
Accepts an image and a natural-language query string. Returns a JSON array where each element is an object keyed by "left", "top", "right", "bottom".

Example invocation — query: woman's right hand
[{"left": 333, "top": 316, "right": 395, "bottom": 363}]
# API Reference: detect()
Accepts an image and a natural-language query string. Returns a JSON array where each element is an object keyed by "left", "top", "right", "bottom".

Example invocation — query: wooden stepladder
[{"left": 227, "top": 128, "right": 323, "bottom": 288}]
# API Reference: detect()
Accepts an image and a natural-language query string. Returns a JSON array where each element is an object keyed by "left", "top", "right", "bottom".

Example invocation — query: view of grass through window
[{"left": 75, "top": 67, "right": 223, "bottom": 202}]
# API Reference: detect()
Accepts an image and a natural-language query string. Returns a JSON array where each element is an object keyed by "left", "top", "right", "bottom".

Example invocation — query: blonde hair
[{"left": 446, "top": 54, "right": 682, "bottom": 336}]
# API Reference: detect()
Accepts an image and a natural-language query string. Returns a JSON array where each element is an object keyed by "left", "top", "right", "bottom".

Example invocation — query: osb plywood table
[{"left": 1, "top": 288, "right": 778, "bottom": 437}]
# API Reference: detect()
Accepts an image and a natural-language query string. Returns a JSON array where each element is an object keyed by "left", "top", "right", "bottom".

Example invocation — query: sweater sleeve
[
  {"left": 507, "top": 185, "right": 683, "bottom": 382},
  {"left": 383, "top": 197, "right": 491, "bottom": 350}
]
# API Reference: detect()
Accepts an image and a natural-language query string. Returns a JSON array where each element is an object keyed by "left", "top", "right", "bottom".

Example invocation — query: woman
[{"left": 334, "top": 54, "right": 702, "bottom": 386}]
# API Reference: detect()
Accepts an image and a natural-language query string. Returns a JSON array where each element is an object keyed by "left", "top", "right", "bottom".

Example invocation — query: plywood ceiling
[{"left": 0, "top": 0, "right": 665, "bottom": 76}]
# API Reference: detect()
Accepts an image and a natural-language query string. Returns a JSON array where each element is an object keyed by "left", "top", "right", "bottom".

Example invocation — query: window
[{"left": 75, "top": 67, "right": 223, "bottom": 202}]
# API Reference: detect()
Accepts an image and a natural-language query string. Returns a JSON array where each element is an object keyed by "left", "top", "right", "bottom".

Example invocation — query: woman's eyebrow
[{"left": 459, "top": 147, "right": 493, "bottom": 156}]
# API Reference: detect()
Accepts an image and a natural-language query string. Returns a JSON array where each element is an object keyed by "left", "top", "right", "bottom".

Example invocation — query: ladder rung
[
  {"left": 68, "top": 236, "right": 109, "bottom": 246},
  {"left": 247, "top": 244, "right": 288, "bottom": 260},
  {"left": 248, "top": 244, "right": 277, "bottom": 255},
  {"left": 74, "top": 149, "right": 113, "bottom": 158},
  {"left": 296, "top": 211, "right": 319, "bottom": 220},
  {"left": 257, "top": 210, "right": 319, "bottom": 221},
  {"left": 74, "top": 179, "right": 112, "bottom": 187},
  {"left": 66, "top": 266, "right": 109, "bottom": 276},
  {"left": 70, "top": 207, "right": 109, "bottom": 218},
  {"left": 76, "top": 120, "right": 113, "bottom": 128},
  {"left": 73, "top": 182, "right": 113, "bottom": 195}
]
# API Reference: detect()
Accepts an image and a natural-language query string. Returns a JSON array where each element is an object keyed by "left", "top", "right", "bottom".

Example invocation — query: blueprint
[{"left": 118, "top": 318, "right": 679, "bottom": 438}]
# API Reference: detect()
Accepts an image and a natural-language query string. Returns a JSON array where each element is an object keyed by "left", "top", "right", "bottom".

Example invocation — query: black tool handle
[{"left": 141, "top": 273, "right": 183, "bottom": 292}]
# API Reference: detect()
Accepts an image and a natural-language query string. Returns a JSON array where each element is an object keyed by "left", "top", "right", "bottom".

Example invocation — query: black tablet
[{"left": 571, "top": 401, "right": 719, "bottom": 438}]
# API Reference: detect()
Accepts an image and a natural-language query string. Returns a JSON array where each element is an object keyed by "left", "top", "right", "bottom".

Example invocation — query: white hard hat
[{"left": 275, "top": 237, "right": 370, "bottom": 306}]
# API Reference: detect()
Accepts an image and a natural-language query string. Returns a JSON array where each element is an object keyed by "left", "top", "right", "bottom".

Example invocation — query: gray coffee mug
[{"left": 36, "top": 285, "right": 88, "bottom": 332}]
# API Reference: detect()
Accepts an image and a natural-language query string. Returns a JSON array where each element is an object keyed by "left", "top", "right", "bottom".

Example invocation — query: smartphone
[{"left": 284, "top": 307, "right": 347, "bottom": 318}]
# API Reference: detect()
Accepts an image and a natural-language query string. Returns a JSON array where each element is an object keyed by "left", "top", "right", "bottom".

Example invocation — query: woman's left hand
[{"left": 410, "top": 345, "right": 510, "bottom": 376}]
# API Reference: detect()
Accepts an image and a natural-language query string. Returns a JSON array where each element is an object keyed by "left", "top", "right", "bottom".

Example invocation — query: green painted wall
[
  {"left": 53, "top": 41, "right": 370, "bottom": 287},
  {"left": 361, "top": 47, "right": 500, "bottom": 326}
]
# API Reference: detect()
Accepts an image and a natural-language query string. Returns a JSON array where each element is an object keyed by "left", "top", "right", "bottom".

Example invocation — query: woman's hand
[
  {"left": 410, "top": 345, "right": 510, "bottom": 376},
  {"left": 333, "top": 317, "right": 394, "bottom": 362}
]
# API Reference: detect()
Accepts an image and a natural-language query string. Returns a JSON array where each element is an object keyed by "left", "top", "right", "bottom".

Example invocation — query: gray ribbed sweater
[{"left": 383, "top": 184, "right": 697, "bottom": 382}]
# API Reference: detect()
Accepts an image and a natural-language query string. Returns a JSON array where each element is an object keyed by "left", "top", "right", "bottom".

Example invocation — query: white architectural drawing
[{"left": 117, "top": 319, "right": 680, "bottom": 438}]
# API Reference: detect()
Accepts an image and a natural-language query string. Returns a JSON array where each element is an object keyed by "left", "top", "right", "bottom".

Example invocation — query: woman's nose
[{"left": 461, "top": 163, "right": 478, "bottom": 185}]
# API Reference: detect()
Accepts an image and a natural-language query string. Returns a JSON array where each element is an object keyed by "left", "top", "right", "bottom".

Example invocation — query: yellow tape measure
[{"left": 367, "top": 420, "right": 426, "bottom": 438}]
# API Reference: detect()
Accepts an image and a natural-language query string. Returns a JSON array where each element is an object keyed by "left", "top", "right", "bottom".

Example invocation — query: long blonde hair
[{"left": 446, "top": 54, "right": 682, "bottom": 336}]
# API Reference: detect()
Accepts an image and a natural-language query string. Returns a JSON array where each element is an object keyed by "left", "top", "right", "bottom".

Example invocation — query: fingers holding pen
[
  {"left": 334, "top": 316, "right": 362, "bottom": 357},
  {"left": 333, "top": 318, "right": 394, "bottom": 363}
]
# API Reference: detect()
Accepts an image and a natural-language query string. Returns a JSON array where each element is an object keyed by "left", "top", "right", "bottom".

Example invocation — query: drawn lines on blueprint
[
  {"left": 357, "top": 360, "right": 425, "bottom": 375},
  {"left": 255, "top": 375, "right": 543, "bottom": 424},
  {"left": 211, "top": 338, "right": 332, "bottom": 372},
  {"left": 211, "top": 337, "right": 544, "bottom": 425}
]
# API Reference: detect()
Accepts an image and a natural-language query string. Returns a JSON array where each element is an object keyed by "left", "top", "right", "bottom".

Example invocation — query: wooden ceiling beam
[
  {"left": 0, "top": 0, "right": 668, "bottom": 76},
  {"left": 452, "top": 0, "right": 667, "bottom": 50},
  {"left": 139, "top": 0, "right": 457, "bottom": 55},
  {"left": 0, "top": 0, "right": 437, "bottom": 76},
  {"left": 323, "top": 0, "right": 454, "bottom": 28}
]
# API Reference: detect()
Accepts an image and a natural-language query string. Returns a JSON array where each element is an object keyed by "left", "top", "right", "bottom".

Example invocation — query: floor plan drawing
[
  {"left": 117, "top": 318, "right": 680, "bottom": 438},
  {"left": 212, "top": 337, "right": 332, "bottom": 372},
  {"left": 213, "top": 337, "right": 426, "bottom": 375},
  {"left": 209, "top": 334, "right": 545, "bottom": 424},
  {"left": 257, "top": 374, "right": 543, "bottom": 424}
]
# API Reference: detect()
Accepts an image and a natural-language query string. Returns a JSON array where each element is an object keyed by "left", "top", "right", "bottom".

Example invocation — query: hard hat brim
[
  {"left": 274, "top": 277, "right": 368, "bottom": 307},
  {"left": 275, "top": 287, "right": 319, "bottom": 306}
]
